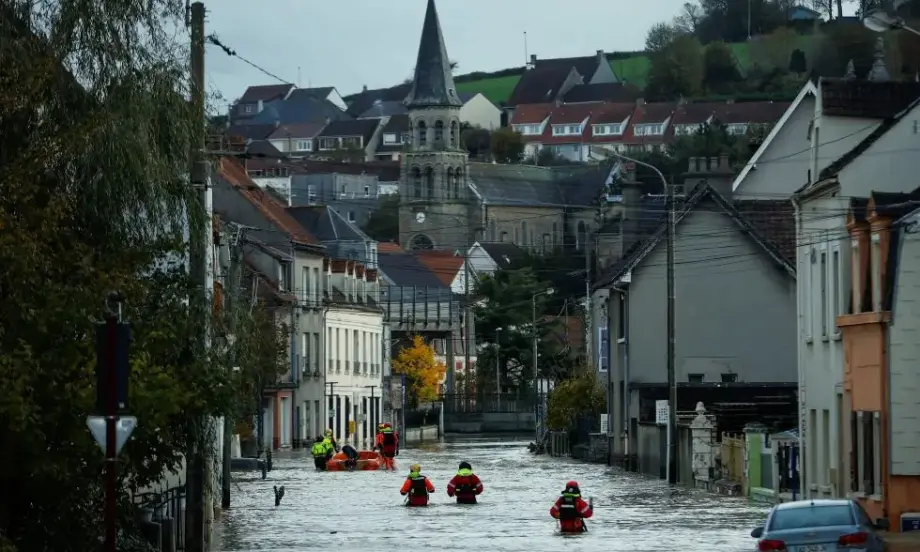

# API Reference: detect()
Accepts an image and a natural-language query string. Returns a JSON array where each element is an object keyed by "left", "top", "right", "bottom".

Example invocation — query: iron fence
[
  {"left": 132, "top": 484, "right": 186, "bottom": 551},
  {"left": 405, "top": 407, "right": 440, "bottom": 428},
  {"left": 441, "top": 392, "right": 542, "bottom": 414}
]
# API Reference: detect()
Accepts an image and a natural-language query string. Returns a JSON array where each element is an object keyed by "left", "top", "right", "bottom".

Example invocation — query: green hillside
[{"left": 454, "top": 36, "right": 818, "bottom": 105}]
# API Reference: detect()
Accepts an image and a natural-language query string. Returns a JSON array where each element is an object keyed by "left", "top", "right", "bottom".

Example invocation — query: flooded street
[{"left": 215, "top": 437, "right": 768, "bottom": 552}]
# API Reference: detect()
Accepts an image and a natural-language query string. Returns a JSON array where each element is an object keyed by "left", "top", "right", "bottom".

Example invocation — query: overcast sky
[{"left": 204, "top": 0, "right": 709, "bottom": 107}]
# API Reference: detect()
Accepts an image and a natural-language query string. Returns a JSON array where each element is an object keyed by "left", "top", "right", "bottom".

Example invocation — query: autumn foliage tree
[{"left": 391, "top": 335, "right": 447, "bottom": 408}]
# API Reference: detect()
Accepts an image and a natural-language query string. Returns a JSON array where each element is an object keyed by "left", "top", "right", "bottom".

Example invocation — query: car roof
[{"left": 775, "top": 499, "right": 853, "bottom": 511}]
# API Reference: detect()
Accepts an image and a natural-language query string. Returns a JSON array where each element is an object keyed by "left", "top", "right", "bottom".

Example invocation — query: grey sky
[{"left": 204, "top": 0, "right": 702, "bottom": 106}]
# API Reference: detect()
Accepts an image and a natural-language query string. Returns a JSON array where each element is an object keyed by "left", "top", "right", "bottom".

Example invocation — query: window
[
  {"left": 320, "top": 137, "right": 338, "bottom": 150},
  {"left": 850, "top": 410, "right": 860, "bottom": 492},
  {"left": 804, "top": 248, "right": 813, "bottom": 338},
  {"left": 424, "top": 167, "right": 434, "bottom": 198},
  {"left": 592, "top": 124, "right": 622, "bottom": 136},
  {"left": 341, "top": 137, "right": 361, "bottom": 149},
  {"left": 302, "top": 267, "right": 310, "bottom": 303},
  {"left": 348, "top": 211, "right": 356, "bottom": 222},
  {"left": 513, "top": 124, "right": 541, "bottom": 135},
  {"left": 434, "top": 120, "right": 444, "bottom": 143},
  {"left": 417, "top": 120, "right": 427, "bottom": 147},
  {"left": 552, "top": 222, "right": 558, "bottom": 246},
  {"left": 450, "top": 120, "right": 459, "bottom": 147},
  {"left": 383, "top": 133, "right": 398, "bottom": 145},
  {"left": 617, "top": 293, "right": 626, "bottom": 340},
  {"left": 809, "top": 409, "right": 817, "bottom": 483},
  {"left": 720, "top": 373, "right": 737, "bottom": 383},
  {"left": 688, "top": 374, "right": 704, "bottom": 383},
  {"left": 364, "top": 185, "right": 370, "bottom": 198},
  {"left": 296, "top": 140, "right": 311, "bottom": 151},
  {"left": 820, "top": 250, "right": 828, "bottom": 337},
  {"left": 576, "top": 221, "right": 587, "bottom": 250},
  {"left": 853, "top": 411, "right": 878, "bottom": 495},
  {"left": 832, "top": 248, "right": 841, "bottom": 325},
  {"left": 821, "top": 409, "right": 830, "bottom": 486},
  {"left": 303, "top": 332, "right": 311, "bottom": 370},
  {"left": 313, "top": 267, "right": 321, "bottom": 299},
  {"left": 521, "top": 221, "right": 528, "bottom": 245},
  {"left": 489, "top": 219, "right": 497, "bottom": 241},
  {"left": 598, "top": 327, "right": 609, "bottom": 372},
  {"left": 279, "top": 262, "right": 291, "bottom": 291},
  {"left": 726, "top": 123, "right": 748, "bottom": 135},
  {"left": 633, "top": 123, "right": 664, "bottom": 136},
  {"left": 244, "top": 104, "right": 253, "bottom": 114},
  {"left": 412, "top": 167, "right": 422, "bottom": 198},
  {"left": 446, "top": 168, "right": 454, "bottom": 198},
  {"left": 768, "top": 505, "right": 854, "bottom": 531},
  {"left": 542, "top": 233, "right": 550, "bottom": 253},
  {"left": 551, "top": 124, "right": 583, "bottom": 136}
]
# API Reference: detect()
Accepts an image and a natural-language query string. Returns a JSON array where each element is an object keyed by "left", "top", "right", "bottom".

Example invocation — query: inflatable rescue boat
[{"left": 325, "top": 450, "right": 395, "bottom": 471}]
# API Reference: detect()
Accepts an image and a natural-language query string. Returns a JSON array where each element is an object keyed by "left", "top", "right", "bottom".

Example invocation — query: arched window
[
  {"left": 446, "top": 167, "right": 454, "bottom": 198},
  {"left": 453, "top": 168, "right": 462, "bottom": 199},
  {"left": 424, "top": 166, "right": 434, "bottom": 198},
  {"left": 410, "top": 234, "right": 434, "bottom": 250},
  {"left": 434, "top": 120, "right": 444, "bottom": 144},
  {"left": 412, "top": 167, "right": 422, "bottom": 198},
  {"left": 450, "top": 120, "right": 459, "bottom": 148},
  {"left": 521, "top": 221, "right": 528, "bottom": 245},
  {"left": 577, "top": 221, "right": 587, "bottom": 251},
  {"left": 417, "top": 120, "right": 427, "bottom": 147}
]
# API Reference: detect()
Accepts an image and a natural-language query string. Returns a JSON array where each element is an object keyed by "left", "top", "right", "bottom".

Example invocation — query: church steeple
[{"left": 405, "top": 0, "right": 462, "bottom": 108}]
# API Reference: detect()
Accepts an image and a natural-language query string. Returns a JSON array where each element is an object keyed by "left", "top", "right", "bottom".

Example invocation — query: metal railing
[
  {"left": 362, "top": 361, "right": 368, "bottom": 374},
  {"left": 441, "top": 393, "right": 540, "bottom": 414},
  {"left": 132, "top": 485, "right": 186, "bottom": 551}
]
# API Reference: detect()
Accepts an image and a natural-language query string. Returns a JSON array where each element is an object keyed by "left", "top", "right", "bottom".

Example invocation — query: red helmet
[{"left": 566, "top": 480, "right": 579, "bottom": 488}]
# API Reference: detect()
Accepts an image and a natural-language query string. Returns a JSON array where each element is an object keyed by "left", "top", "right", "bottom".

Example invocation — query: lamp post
[
  {"left": 325, "top": 381, "right": 338, "bottom": 435},
  {"left": 863, "top": 9, "right": 920, "bottom": 36},
  {"left": 532, "top": 287, "right": 554, "bottom": 444},
  {"left": 494, "top": 327, "right": 502, "bottom": 411}
]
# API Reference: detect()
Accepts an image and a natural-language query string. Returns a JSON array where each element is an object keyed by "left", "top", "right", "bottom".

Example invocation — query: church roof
[
  {"left": 405, "top": 0, "right": 462, "bottom": 109},
  {"left": 468, "top": 162, "right": 614, "bottom": 207}
]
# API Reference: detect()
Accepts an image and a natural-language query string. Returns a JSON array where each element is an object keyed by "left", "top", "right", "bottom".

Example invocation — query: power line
[{"left": 206, "top": 34, "right": 291, "bottom": 85}]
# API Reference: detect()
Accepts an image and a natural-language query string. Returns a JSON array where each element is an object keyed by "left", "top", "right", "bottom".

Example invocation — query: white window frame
[
  {"left": 383, "top": 133, "right": 398, "bottom": 145},
  {"left": 244, "top": 104, "right": 253, "bottom": 114},
  {"left": 726, "top": 123, "right": 749, "bottom": 135},
  {"left": 296, "top": 139, "right": 311, "bottom": 151},
  {"left": 319, "top": 137, "right": 338, "bottom": 150},
  {"left": 634, "top": 123, "right": 664, "bottom": 136}
]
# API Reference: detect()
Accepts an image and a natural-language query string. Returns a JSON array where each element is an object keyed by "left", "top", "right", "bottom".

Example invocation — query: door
[{"left": 280, "top": 397, "right": 291, "bottom": 447}]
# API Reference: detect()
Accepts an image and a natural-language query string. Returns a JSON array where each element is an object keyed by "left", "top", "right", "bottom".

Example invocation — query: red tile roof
[
  {"left": 414, "top": 250, "right": 463, "bottom": 287},
  {"left": 670, "top": 102, "right": 718, "bottom": 126},
  {"left": 713, "top": 101, "right": 790, "bottom": 124},
  {"left": 510, "top": 103, "right": 554, "bottom": 125},
  {"left": 217, "top": 157, "right": 319, "bottom": 246},
  {"left": 621, "top": 102, "right": 676, "bottom": 143},
  {"left": 591, "top": 102, "right": 636, "bottom": 124},
  {"left": 377, "top": 242, "right": 405, "bottom": 253}
]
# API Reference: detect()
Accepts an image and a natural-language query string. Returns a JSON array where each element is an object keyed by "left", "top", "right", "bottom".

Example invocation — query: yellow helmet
[
  {"left": 324, "top": 428, "right": 333, "bottom": 436},
  {"left": 409, "top": 464, "right": 421, "bottom": 473}
]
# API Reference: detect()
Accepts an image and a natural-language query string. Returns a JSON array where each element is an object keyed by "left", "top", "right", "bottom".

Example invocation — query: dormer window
[
  {"left": 633, "top": 123, "right": 664, "bottom": 136},
  {"left": 552, "top": 124, "right": 582, "bottom": 136},
  {"left": 512, "top": 124, "right": 541, "bottom": 136},
  {"left": 673, "top": 123, "right": 701, "bottom": 136},
  {"left": 383, "top": 133, "right": 399, "bottom": 145},
  {"left": 726, "top": 123, "right": 749, "bottom": 135},
  {"left": 244, "top": 104, "right": 253, "bottom": 114},
  {"left": 592, "top": 124, "right": 623, "bottom": 136}
]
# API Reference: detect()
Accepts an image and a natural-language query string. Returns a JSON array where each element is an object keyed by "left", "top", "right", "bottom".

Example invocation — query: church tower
[{"left": 398, "top": 0, "right": 470, "bottom": 252}]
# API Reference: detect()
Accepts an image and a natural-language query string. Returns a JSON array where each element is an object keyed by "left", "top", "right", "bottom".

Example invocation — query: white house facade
[
  {"left": 460, "top": 92, "right": 501, "bottom": 130},
  {"left": 795, "top": 80, "right": 920, "bottom": 498}
]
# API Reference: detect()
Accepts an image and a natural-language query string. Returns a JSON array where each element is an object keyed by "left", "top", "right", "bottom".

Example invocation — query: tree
[
  {"left": 524, "top": 148, "right": 576, "bottom": 166},
  {"left": 702, "top": 41, "right": 742, "bottom": 93},
  {"left": 645, "top": 22, "right": 681, "bottom": 52},
  {"left": 362, "top": 194, "right": 399, "bottom": 242},
  {"left": 750, "top": 27, "right": 800, "bottom": 72},
  {"left": 645, "top": 34, "right": 704, "bottom": 100},
  {"left": 789, "top": 48, "right": 808, "bottom": 73},
  {"left": 673, "top": 2, "right": 703, "bottom": 35},
  {"left": 391, "top": 335, "right": 446, "bottom": 408},
  {"left": 490, "top": 127, "right": 525, "bottom": 163},
  {"left": 461, "top": 125, "right": 492, "bottom": 158},
  {"left": 546, "top": 370, "right": 605, "bottom": 430}
]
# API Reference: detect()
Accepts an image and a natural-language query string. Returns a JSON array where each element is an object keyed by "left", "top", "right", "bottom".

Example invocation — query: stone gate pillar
[{"left": 690, "top": 402, "right": 715, "bottom": 487}]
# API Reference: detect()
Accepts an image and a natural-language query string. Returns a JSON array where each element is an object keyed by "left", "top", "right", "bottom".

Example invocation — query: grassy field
[{"left": 454, "top": 36, "right": 818, "bottom": 105}]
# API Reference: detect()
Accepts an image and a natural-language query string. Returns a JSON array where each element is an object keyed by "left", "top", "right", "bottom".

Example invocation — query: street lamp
[
  {"left": 494, "top": 327, "right": 502, "bottom": 411},
  {"left": 532, "top": 287, "right": 554, "bottom": 444},
  {"left": 863, "top": 9, "right": 920, "bottom": 36}
]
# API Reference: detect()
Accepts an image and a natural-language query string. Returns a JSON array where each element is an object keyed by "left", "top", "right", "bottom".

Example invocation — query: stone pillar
[
  {"left": 690, "top": 402, "right": 715, "bottom": 486},
  {"left": 744, "top": 423, "right": 768, "bottom": 497}
]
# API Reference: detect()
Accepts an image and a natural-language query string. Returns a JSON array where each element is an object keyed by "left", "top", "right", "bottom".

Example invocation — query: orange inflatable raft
[{"left": 325, "top": 450, "right": 396, "bottom": 471}]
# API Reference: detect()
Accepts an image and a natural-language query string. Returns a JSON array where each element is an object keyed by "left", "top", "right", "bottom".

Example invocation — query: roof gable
[
  {"left": 239, "top": 84, "right": 294, "bottom": 103},
  {"left": 732, "top": 80, "right": 817, "bottom": 192},
  {"left": 507, "top": 66, "right": 577, "bottom": 106}
]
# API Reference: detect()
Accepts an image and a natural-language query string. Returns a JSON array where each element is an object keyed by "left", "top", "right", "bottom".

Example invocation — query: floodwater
[{"left": 214, "top": 437, "right": 768, "bottom": 552}]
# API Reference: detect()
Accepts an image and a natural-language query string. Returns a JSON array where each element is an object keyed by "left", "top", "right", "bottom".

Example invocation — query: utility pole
[
  {"left": 186, "top": 3, "right": 209, "bottom": 551},
  {"left": 666, "top": 174, "right": 678, "bottom": 485},
  {"left": 326, "top": 381, "right": 337, "bottom": 431},
  {"left": 221, "top": 226, "right": 243, "bottom": 510},
  {"left": 463, "top": 235, "right": 471, "bottom": 398},
  {"left": 585, "top": 231, "right": 593, "bottom": 365}
]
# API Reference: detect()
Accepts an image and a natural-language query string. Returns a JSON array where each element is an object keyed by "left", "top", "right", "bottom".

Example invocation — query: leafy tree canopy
[{"left": 391, "top": 335, "right": 446, "bottom": 407}]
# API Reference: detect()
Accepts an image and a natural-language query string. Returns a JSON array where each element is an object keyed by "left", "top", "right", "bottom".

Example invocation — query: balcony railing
[
  {"left": 362, "top": 361, "right": 368, "bottom": 374},
  {"left": 327, "top": 358, "right": 333, "bottom": 373}
]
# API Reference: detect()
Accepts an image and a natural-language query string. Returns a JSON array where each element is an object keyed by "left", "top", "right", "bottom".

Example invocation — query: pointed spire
[
  {"left": 844, "top": 59, "right": 856, "bottom": 80},
  {"left": 867, "top": 37, "right": 890, "bottom": 82},
  {"left": 405, "top": 0, "right": 462, "bottom": 108}
]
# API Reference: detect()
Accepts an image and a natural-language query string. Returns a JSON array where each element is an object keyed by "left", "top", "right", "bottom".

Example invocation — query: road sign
[
  {"left": 86, "top": 416, "right": 137, "bottom": 456},
  {"left": 655, "top": 400, "right": 669, "bottom": 426},
  {"left": 94, "top": 322, "right": 132, "bottom": 412}
]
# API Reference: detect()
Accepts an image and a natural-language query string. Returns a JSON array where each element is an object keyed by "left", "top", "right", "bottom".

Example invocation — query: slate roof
[
  {"left": 246, "top": 140, "right": 285, "bottom": 159},
  {"left": 239, "top": 84, "right": 294, "bottom": 103},
  {"left": 563, "top": 83, "right": 641, "bottom": 104},
  {"left": 478, "top": 242, "right": 526, "bottom": 270},
  {"left": 290, "top": 87, "right": 334, "bottom": 101},
  {"left": 215, "top": 157, "right": 319, "bottom": 246},
  {"left": 346, "top": 84, "right": 412, "bottom": 117},
  {"left": 378, "top": 251, "right": 446, "bottom": 288},
  {"left": 317, "top": 119, "right": 380, "bottom": 143},
  {"left": 869, "top": 188, "right": 920, "bottom": 219},
  {"left": 507, "top": 66, "right": 575, "bottom": 107},
  {"left": 414, "top": 250, "right": 464, "bottom": 286},
  {"left": 267, "top": 122, "right": 326, "bottom": 141},
  {"left": 376, "top": 114, "right": 410, "bottom": 153},
  {"left": 358, "top": 100, "right": 408, "bottom": 118},
  {"left": 820, "top": 78, "right": 920, "bottom": 118},
  {"left": 405, "top": 0, "right": 462, "bottom": 108},
  {"left": 291, "top": 159, "right": 400, "bottom": 181},
  {"left": 469, "top": 162, "right": 613, "bottom": 207},
  {"left": 509, "top": 103, "right": 554, "bottom": 125},
  {"left": 534, "top": 55, "right": 602, "bottom": 80},
  {"left": 241, "top": 96, "right": 350, "bottom": 127},
  {"left": 286, "top": 205, "right": 368, "bottom": 242},
  {"left": 226, "top": 124, "right": 276, "bottom": 141},
  {"left": 595, "top": 183, "right": 795, "bottom": 288}
]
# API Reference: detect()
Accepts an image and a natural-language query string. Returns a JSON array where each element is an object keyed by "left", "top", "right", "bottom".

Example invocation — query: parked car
[{"left": 750, "top": 498, "right": 890, "bottom": 551}]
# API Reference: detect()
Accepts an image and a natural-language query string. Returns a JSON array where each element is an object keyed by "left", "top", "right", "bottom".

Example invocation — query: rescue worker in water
[
  {"left": 399, "top": 464, "right": 435, "bottom": 506},
  {"left": 375, "top": 422, "right": 399, "bottom": 469},
  {"left": 310, "top": 436, "right": 329, "bottom": 471},
  {"left": 446, "top": 461, "right": 483, "bottom": 504},
  {"left": 549, "top": 480, "right": 594, "bottom": 533},
  {"left": 322, "top": 429, "right": 338, "bottom": 463}
]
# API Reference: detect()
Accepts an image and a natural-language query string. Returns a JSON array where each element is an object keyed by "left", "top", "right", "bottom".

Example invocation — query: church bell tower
[{"left": 398, "top": 0, "right": 470, "bottom": 252}]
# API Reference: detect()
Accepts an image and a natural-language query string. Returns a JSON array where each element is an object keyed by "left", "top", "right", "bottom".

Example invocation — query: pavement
[
  {"left": 883, "top": 531, "right": 920, "bottom": 551},
  {"left": 213, "top": 438, "right": 770, "bottom": 551}
]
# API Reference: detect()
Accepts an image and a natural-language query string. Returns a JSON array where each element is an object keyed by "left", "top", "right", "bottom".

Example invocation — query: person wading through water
[{"left": 399, "top": 464, "right": 435, "bottom": 507}]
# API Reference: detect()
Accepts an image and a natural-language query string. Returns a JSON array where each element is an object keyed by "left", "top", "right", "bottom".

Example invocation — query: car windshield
[{"left": 769, "top": 505, "right": 854, "bottom": 531}]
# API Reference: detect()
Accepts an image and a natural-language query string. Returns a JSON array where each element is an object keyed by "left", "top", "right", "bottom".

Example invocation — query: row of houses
[
  {"left": 591, "top": 75, "right": 920, "bottom": 531},
  {"left": 213, "top": 155, "right": 534, "bottom": 449},
  {"left": 511, "top": 99, "right": 789, "bottom": 162}
]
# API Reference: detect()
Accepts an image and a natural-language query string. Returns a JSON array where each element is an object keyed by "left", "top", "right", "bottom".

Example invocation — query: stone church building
[{"left": 397, "top": 0, "right": 618, "bottom": 257}]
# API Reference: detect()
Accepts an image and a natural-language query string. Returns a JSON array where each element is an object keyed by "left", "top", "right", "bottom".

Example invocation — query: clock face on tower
[{"left": 416, "top": 211, "right": 426, "bottom": 224}]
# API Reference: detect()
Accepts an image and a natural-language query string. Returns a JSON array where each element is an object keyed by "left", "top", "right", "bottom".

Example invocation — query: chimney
[
  {"left": 620, "top": 162, "right": 643, "bottom": 243},
  {"left": 596, "top": 49, "right": 605, "bottom": 66},
  {"left": 530, "top": 54, "right": 537, "bottom": 68},
  {"left": 362, "top": 84, "right": 368, "bottom": 92},
  {"left": 684, "top": 154, "right": 733, "bottom": 199},
  {"left": 257, "top": 99, "right": 264, "bottom": 113}
]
